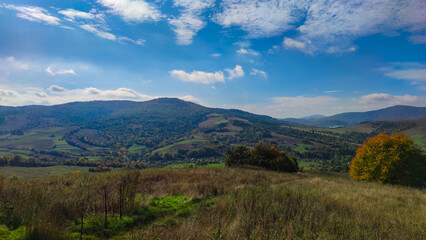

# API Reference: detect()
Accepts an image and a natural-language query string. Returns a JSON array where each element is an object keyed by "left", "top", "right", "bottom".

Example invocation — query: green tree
[{"left": 349, "top": 133, "right": 425, "bottom": 187}]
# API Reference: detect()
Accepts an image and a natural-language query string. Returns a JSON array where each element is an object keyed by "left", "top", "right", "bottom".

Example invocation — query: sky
[{"left": 0, "top": 0, "right": 425, "bottom": 118}]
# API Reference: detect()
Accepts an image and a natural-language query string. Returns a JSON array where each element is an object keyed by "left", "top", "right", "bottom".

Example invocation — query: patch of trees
[
  {"left": 225, "top": 145, "right": 299, "bottom": 172},
  {"left": 10, "top": 129, "right": 24, "bottom": 135},
  {"left": 350, "top": 133, "right": 425, "bottom": 187}
]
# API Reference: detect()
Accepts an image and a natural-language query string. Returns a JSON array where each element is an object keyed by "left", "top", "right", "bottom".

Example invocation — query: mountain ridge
[{"left": 283, "top": 105, "right": 426, "bottom": 128}]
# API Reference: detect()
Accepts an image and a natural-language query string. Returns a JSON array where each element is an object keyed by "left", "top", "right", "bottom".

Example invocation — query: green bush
[{"left": 225, "top": 144, "right": 298, "bottom": 172}]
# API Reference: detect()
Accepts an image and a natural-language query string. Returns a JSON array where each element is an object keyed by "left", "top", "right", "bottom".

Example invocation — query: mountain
[
  {"left": 3, "top": 98, "right": 331, "bottom": 164},
  {"left": 284, "top": 105, "right": 426, "bottom": 128},
  {"left": 0, "top": 99, "right": 424, "bottom": 171},
  {"left": 300, "top": 114, "right": 325, "bottom": 120}
]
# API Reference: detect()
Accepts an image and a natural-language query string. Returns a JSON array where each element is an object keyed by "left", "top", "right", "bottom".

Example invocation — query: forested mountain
[
  {"left": 284, "top": 105, "right": 426, "bottom": 128},
  {"left": 0, "top": 99, "right": 424, "bottom": 171}
]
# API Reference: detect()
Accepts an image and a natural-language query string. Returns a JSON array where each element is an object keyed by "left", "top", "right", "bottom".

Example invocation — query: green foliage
[
  {"left": 0, "top": 225, "right": 25, "bottom": 240},
  {"left": 225, "top": 144, "right": 298, "bottom": 172},
  {"left": 350, "top": 133, "right": 426, "bottom": 187},
  {"left": 71, "top": 215, "right": 136, "bottom": 237},
  {"left": 148, "top": 196, "right": 196, "bottom": 218}
]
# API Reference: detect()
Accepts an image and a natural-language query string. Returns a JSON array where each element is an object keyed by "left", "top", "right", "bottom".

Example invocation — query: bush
[
  {"left": 349, "top": 133, "right": 426, "bottom": 187},
  {"left": 225, "top": 144, "right": 298, "bottom": 172}
]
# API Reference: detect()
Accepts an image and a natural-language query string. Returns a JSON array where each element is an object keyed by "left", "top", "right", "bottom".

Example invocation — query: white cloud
[
  {"left": 250, "top": 68, "right": 267, "bottom": 79},
  {"left": 170, "top": 69, "right": 225, "bottom": 84},
  {"left": 58, "top": 9, "right": 95, "bottom": 21},
  {"left": 46, "top": 67, "right": 77, "bottom": 76},
  {"left": 0, "top": 56, "right": 29, "bottom": 74},
  {"left": 214, "top": 0, "right": 426, "bottom": 53},
  {"left": 3, "top": 5, "right": 61, "bottom": 25},
  {"left": 237, "top": 48, "right": 260, "bottom": 56},
  {"left": 97, "top": 0, "right": 162, "bottom": 22},
  {"left": 210, "top": 53, "right": 221, "bottom": 57},
  {"left": 47, "top": 85, "right": 65, "bottom": 92},
  {"left": 409, "top": 35, "right": 426, "bottom": 44},
  {"left": 0, "top": 86, "right": 199, "bottom": 106},
  {"left": 80, "top": 24, "right": 117, "bottom": 41},
  {"left": 118, "top": 36, "right": 145, "bottom": 45},
  {"left": 169, "top": 13, "right": 205, "bottom": 45},
  {"left": 283, "top": 37, "right": 306, "bottom": 50},
  {"left": 169, "top": 0, "right": 214, "bottom": 45},
  {"left": 172, "top": 0, "right": 214, "bottom": 12},
  {"left": 380, "top": 62, "right": 426, "bottom": 84},
  {"left": 214, "top": 0, "right": 298, "bottom": 38},
  {"left": 324, "top": 90, "right": 340, "bottom": 93},
  {"left": 358, "top": 93, "right": 421, "bottom": 106},
  {"left": 225, "top": 65, "right": 244, "bottom": 80}
]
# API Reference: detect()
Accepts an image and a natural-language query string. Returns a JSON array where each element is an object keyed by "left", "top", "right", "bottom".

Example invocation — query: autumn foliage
[{"left": 349, "top": 133, "right": 425, "bottom": 187}]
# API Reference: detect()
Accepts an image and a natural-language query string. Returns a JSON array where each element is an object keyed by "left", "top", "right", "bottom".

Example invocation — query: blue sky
[{"left": 0, "top": 0, "right": 425, "bottom": 118}]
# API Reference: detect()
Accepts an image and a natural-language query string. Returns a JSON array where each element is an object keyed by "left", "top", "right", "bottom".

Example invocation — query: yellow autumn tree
[{"left": 350, "top": 133, "right": 425, "bottom": 187}]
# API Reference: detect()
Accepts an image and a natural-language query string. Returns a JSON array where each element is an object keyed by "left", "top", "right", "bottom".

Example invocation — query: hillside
[
  {"left": 1, "top": 98, "right": 357, "bottom": 168},
  {"left": 0, "top": 99, "right": 424, "bottom": 171},
  {"left": 284, "top": 105, "right": 426, "bottom": 128},
  {"left": 0, "top": 168, "right": 424, "bottom": 239}
]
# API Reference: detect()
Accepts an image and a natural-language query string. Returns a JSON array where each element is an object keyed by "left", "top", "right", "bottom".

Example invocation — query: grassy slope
[
  {"left": 1, "top": 168, "right": 424, "bottom": 239},
  {"left": 129, "top": 169, "right": 425, "bottom": 240}
]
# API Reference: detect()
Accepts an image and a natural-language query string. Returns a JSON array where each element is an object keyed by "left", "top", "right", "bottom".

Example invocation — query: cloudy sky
[{"left": 0, "top": 0, "right": 425, "bottom": 118}]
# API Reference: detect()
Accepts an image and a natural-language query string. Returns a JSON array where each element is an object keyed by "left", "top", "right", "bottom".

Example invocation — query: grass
[
  {"left": 0, "top": 127, "right": 82, "bottom": 157},
  {"left": 0, "top": 165, "right": 90, "bottom": 178},
  {"left": 214, "top": 120, "right": 229, "bottom": 125},
  {"left": 292, "top": 143, "right": 311, "bottom": 153},
  {"left": 153, "top": 139, "right": 207, "bottom": 154},
  {"left": 0, "top": 167, "right": 424, "bottom": 239},
  {"left": 128, "top": 144, "right": 147, "bottom": 154},
  {"left": 298, "top": 160, "right": 322, "bottom": 170},
  {"left": 164, "top": 163, "right": 225, "bottom": 169},
  {"left": 411, "top": 134, "right": 426, "bottom": 151}
]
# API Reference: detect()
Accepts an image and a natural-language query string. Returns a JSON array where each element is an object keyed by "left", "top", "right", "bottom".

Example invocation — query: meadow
[{"left": 0, "top": 167, "right": 424, "bottom": 239}]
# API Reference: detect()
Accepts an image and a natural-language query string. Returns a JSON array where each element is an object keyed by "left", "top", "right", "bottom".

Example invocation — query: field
[
  {"left": 0, "top": 165, "right": 91, "bottom": 178},
  {"left": 0, "top": 127, "right": 80, "bottom": 156},
  {"left": 0, "top": 167, "right": 424, "bottom": 239}
]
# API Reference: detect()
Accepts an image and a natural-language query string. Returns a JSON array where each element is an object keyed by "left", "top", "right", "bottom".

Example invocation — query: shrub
[
  {"left": 225, "top": 144, "right": 298, "bottom": 172},
  {"left": 349, "top": 133, "right": 426, "bottom": 187}
]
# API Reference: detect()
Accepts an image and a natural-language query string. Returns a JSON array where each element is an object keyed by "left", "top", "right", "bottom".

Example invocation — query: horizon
[{"left": 1, "top": 0, "right": 426, "bottom": 118}]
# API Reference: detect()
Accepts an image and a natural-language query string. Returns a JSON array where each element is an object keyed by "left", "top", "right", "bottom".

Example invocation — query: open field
[
  {"left": 0, "top": 167, "right": 424, "bottom": 239},
  {"left": 0, "top": 165, "right": 91, "bottom": 178},
  {"left": 153, "top": 139, "right": 207, "bottom": 154}
]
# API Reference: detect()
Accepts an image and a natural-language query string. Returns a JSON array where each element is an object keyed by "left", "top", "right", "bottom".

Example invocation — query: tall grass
[{"left": 0, "top": 168, "right": 424, "bottom": 239}]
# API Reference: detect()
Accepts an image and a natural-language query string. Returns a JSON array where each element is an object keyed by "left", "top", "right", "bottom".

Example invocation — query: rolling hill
[
  {"left": 0, "top": 99, "right": 424, "bottom": 170},
  {"left": 284, "top": 105, "right": 426, "bottom": 128}
]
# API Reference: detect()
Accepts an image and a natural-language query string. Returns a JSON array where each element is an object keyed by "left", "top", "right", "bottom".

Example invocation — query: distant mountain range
[{"left": 283, "top": 105, "right": 426, "bottom": 128}]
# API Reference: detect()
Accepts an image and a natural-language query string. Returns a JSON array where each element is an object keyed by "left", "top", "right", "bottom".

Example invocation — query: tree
[
  {"left": 225, "top": 146, "right": 250, "bottom": 167},
  {"left": 349, "top": 133, "right": 425, "bottom": 187},
  {"left": 225, "top": 144, "right": 298, "bottom": 172}
]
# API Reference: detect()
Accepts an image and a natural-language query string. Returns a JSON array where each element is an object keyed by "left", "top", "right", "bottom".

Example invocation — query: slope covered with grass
[{"left": 0, "top": 168, "right": 424, "bottom": 239}]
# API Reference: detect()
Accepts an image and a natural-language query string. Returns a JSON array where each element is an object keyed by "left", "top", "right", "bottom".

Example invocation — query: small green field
[
  {"left": 0, "top": 165, "right": 90, "bottom": 178},
  {"left": 153, "top": 139, "right": 207, "bottom": 154},
  {"left": 298, "top": 160, "right": 322, "bottom": 170},
  {"left": 410, "top": 134, "right": 426, "bottom": 151},
  {"left": 292, "top": 143, "right": 310, "bottom": 153},
  {"left": 215, "top": 120, "right": 229, "bottom": 125},
  {"left": 164, "top": 162, "right": 225, "bottom": 169},
  {"left": 128, "top": 144, "right": 147, "bottom": 154}
]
